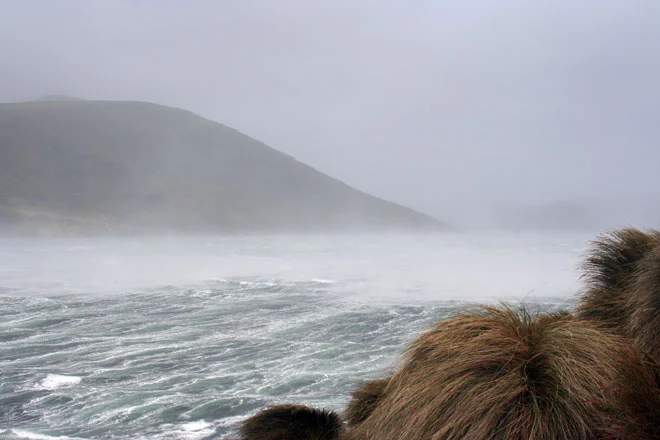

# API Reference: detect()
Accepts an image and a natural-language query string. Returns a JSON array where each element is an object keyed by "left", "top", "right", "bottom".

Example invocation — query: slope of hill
[{"left": 0, "top": 100, "right": 445, "bottom": 235}]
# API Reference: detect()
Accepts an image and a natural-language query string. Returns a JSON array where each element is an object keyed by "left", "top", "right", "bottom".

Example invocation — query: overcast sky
[{"left": 1, "top": 0, "right": 659, "bottom": 226}]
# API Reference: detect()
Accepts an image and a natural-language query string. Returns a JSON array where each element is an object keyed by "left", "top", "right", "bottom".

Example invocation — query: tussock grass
[
  {"left": 576, "top": 228, "right": 660, "bottom": 332},
  {"left": 575, "top": 228, "right": 660, "bottom": 398},
  {"left": 607, "top": 348, "right": 660, "bottom": 440},
  {"left": 626, "top": 244, "right": 660, "bottom": 361},
  {"left": 345, "top": 305, "right": 626, "bottom": 440},
  {"left": 344, "top": 377, "right": 390, "bottom": 427},
  {"left": 236, "top": 404, "right": 343, "bottom": 440}
]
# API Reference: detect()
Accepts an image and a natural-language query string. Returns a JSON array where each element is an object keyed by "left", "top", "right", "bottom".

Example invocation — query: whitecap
[
  {"left": 149, "top": 421, "right": 216, "bottom": 440},
  {"left": 180, "top": 420, "right": 211, "bottom": 431},
  {"left": 8, "top": 429, "right": 85, "bottom": 440},
  {"left": 238, "top": 280, "right": 277, "bottom": 287},
  {"left": 312, "top": 278, "right": 336, "bottom": 284},
  {"left": 39, "top": 374, "right": 82, "bottom": 390}
]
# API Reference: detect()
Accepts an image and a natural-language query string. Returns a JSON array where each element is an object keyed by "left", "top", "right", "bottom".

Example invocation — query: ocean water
[{"left": 0, "top": 232, "right": 592, "bottom": 439}]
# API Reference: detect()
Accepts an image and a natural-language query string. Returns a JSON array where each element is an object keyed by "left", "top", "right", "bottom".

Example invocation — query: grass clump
[{"left": 345, "top": 305, "right": 627, "bottom": 440}]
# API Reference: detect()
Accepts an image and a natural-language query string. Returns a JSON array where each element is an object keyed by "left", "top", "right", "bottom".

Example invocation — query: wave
[
  {"left": 38, "top": 374, "right": 82, "bottom": 390},
  {"left": 4, "top": 429, "right": 86, "bottom": 440}
]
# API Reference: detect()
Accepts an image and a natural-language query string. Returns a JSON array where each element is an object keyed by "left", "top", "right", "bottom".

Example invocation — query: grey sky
[{"left": 1, "top": 0, "right": 659, "bottom": 226}]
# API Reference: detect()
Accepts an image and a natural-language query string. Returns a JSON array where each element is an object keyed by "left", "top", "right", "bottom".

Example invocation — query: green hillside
[{"left": 0, "top": 100, "right": 445, "bottom": 235}]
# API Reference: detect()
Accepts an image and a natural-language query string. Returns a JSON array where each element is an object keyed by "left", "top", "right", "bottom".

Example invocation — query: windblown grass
[
  {"left": 626, "top": 244, "right": 660, "bottom": 361},
  {"left": 345, "top": 305, "right": 627, "bottom": 440},
  {"left": 236, "top": 404, "right": 343, "bottom": 440},
  {"left": 576, "top": 228, "right": 660, "bottom": 332},
  {"left": 344, "top": 377, "right": 390, "bottom": 427},
  {"left": 606, "top": 348, "right": 660, "bottom": 440}
]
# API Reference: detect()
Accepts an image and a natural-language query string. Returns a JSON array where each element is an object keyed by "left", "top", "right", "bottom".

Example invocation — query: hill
[{"left": 0, "top": 100, "right": 445, "bottom": 235}]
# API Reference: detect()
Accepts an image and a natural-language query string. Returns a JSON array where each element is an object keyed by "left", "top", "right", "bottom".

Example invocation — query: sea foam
[{"left": 39, "top": 374, "right": 82, "bottom": 390}]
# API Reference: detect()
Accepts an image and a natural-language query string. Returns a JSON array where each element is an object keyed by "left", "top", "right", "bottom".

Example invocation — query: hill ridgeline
[{"left": 0, "top": 100, "right": 445, "bottom": 235}]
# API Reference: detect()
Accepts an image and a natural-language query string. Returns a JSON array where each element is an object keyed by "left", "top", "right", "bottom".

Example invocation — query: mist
[
  {"left": 0, "top": 232, "right": 587, "bottom": 303},
  {"left": 1, "top": 1, "right": 659, "bottom": 229},
  {"left": 1, "top": 229, "right": 593, "bottom": 438},
  {"left": 3, "top": 5, "right": 660, "bottom": 436}
]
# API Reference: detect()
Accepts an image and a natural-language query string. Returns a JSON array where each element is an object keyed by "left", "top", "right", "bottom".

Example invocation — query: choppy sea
[{"left": 0, "top": 232, "right": 591, "bottom": 439}]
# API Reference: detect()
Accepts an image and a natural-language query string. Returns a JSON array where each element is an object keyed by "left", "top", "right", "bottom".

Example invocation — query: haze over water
[
  {"left": 1, "top": 232, "right": 587, "bottom": 439},
  {"left": 1, "top": 1, "right": 658, "bottom": 439}
]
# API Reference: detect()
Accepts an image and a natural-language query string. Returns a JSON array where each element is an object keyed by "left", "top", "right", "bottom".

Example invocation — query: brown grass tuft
[
  {"left": 344, "top": 377, "right": 390, "bottom": 427},
  {"left": 576, "top": 228, "right": 660, "bottom": 333},
  {"left": 236, "top": 404, "right": 343, "bottom": 440},
  {"left": 575, "top": 227, "right": 660, "bottom": 390},
  {"left": 607, "top": 348, "right": 660, "bottom": 440},
  {"left": 626, "top": 244, "right": 660, "bottom": 361},
  {"left": 344, "top": 305, "right": 627, "bottom": 440}
]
